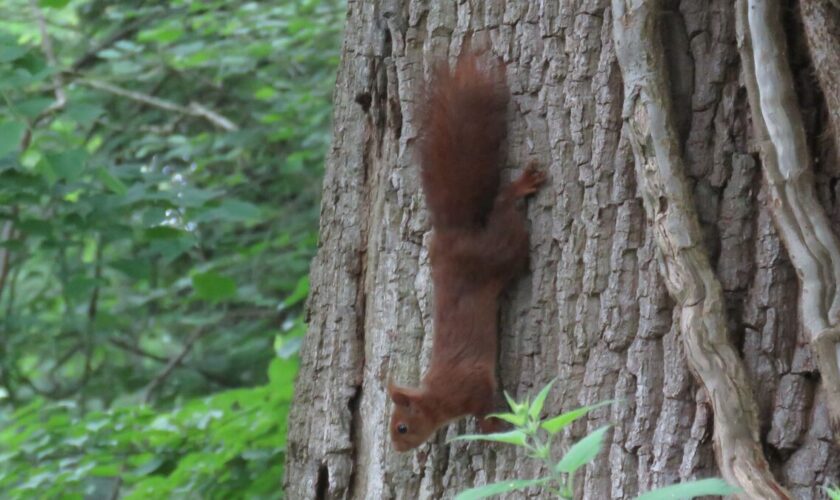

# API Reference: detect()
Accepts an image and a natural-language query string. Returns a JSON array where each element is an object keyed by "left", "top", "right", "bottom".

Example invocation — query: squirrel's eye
[{"left": 397, "top": 423, "right": 408, "bottom": 434}]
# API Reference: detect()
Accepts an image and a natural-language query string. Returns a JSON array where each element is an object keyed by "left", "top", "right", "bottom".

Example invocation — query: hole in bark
[
  {"left": 315, "top": 463, "right": 329, "bottom": 500},
  {"left": 763, "top": 442, "right": 787, "bottom": 465},
  {"left": 659, "top": 5, "right": 693, "bottom": 152},
  {"left": 383, "top": 27, "right": 393, "bottom": 58},
  {"left": 391, "top": 94, "right": 403, "bottom": 140},
  {"left": 355, "top": 92, "right": 372, "bottom": 113},
  {"left": 344, "top": 385, "right": 363, "bottom": 495},
  {"left": 348, "top": 385, "right": 362, "bottom": 413},
  {"left": 658, "top": 195, "right": 668, "bottom": 213},
  {"left": 831, "top": 177, "right": 840, "bottom": 206}
]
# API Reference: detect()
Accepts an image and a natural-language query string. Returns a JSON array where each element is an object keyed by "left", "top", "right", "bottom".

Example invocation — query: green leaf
[
  {"left": 529, "top": 378, "right": 556, "bottom": 420},
  {"left": 269, "top": 358, "right": 298, "bottom": 400},
  {"left": 89, "top": 463, "right": 121, "bottom": 477},
  {"left": 486, "top": 411, "right": 526, "bottom": 427},
  {"left": 0, "top": 43, "right": 28, "bottom": 63},
  {"left": 66, "top": 102, "right": 105, "bottom": 125},
  {"left": 503, "top": 390, "right": 527, "bottom": 415},
  {"left": 448, "top": 429, "right": 528, "bottom": 447},
  {"left": 635, "top": 478, "right": 740, "bottom": 500},
  {"left": 43, "top": 149, "right": 88, "bottom": 181},
  {"left": 110, "top": 258, "right": 151, "bottom": 280},
  {"left": 254, "top": 86, "right": 276, "bottom": 100},
  {"left": 64, "top": 188, "right": 83, "bottom": 202},
  {"left": 825, "top": 486, "right": 840, "bottom": 500},
  {"left": 198, "top": 199, "right": 262, "bottom": 223},
  {"left": 133, "top": 456, "right": 164, "bottom": 477},
  {"left": 177, "top": 186, "right": 219, "bottom": 207},
  {"left": 554, "top": 425, "right": 610, "bottom": 474},
  {"left": 192, "top": 271, "right": 236, "bottom": 301},
  {"left": 0, "top": 121, "right": 25, "bottom": 156},
  {"left": 14, "top": 98, "right": 54, "bottom": 118},
  {"left": 541, "top": 400, "right": 615, "bottom": 435},
  {"left": 138, "top": 25, "right": 185, "bottom": 44},
  {"left": 282, "top": 276, "right": 309, "bottom": 308},
  {"left": 454, "top": 478, "right": 549, "bottom": 500},
  {"left": 66, "top": 276, "right": 96, "bottom": 300},
  {"left": 97, "top": 168, "right": 128, "bottom": 194},
  {"left": 38, "top": 0, "right": 71, "bottom": 7}
]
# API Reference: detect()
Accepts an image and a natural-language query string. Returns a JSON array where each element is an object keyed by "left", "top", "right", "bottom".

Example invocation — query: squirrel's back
[{"left": 418, "top": 51, "right": 508, "bottom": 229}]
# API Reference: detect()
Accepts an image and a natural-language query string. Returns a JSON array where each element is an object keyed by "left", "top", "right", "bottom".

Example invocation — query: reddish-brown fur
[{"left": 389, "top": 51, "right": 545, "bottom": 452}]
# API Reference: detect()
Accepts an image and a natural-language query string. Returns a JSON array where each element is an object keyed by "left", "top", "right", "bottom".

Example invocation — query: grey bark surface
[
  {"left": 613, "top": 0, "right": 789, "bottom": 497},
  {"left": 739, "top": 0, "right": 840, "bottom": 445},
  {"left": 284, "top": 1, "right": 840, "bottom": 498}
]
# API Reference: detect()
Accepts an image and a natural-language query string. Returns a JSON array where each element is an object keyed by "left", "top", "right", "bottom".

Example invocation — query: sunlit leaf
[
  {"left": 635, "top": 478, "right": 740, "bottom": 500},
  {"left": 282, "top": 275, "right": 309, "bottom": 308},
  {"left": 89, "top": 463, "right": 120, "bottom": 476},
  {"left": 503, "top": 390, "right": 527, "bottom": 415},
  {"left": 541, "top": 400, "right": 615, "bottom": 435},
  {"left": 528, "top": 378, "right": 556, "bottom": 420},
  {"left": 138, "top": 24, "right": 185, "bottom": 44},
  {"left": 486, "top": 411, "right": 526, "bottom": 427},
  {"left": 254, "top": 86, "right": 276, "bottom": 100},
  {"left": 192, "top": 271, "right": 236, "bottom": 301},
  {"left": 448, "top": 430, "right": 528, "bottom": 447},
  {"left": 269, "top": 358, "right": 298, "bottom": 400},
  {"left": 554, "top": 425, "right": 610, "bottom": 474},
  {"left": 38, "top": 0, "right": 71, "bottom": 8},
  {"left": 454, "top": 478, "right": 549, "bottom": 500}
]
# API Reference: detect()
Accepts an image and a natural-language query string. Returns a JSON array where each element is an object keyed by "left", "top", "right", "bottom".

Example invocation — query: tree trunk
[{"left": 284, "top": 1, "right": 840, "bottom": 498}]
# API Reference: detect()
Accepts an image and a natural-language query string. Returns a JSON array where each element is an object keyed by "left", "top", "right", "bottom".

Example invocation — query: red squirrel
[{"left": 388, "top": 51, "right": 545, "bottom": 452}]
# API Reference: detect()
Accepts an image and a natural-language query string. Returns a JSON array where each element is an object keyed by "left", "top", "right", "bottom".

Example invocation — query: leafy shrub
[
  {"left": 0, "top": 0, "right": 344, "bottom": 497},
  {"left": 452, "top": 380, "right": 738, "bottom": 500}
]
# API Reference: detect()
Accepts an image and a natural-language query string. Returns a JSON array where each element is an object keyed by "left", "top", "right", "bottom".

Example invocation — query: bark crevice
[
  {"left": 800, "top": 0, "right": 840, "bottom": 168},
  {"left": 611, "top": 0, "right": 790, "bottom": 497},
  {"left": 737, "top": 0, "right": 840, "bottom": 441}
]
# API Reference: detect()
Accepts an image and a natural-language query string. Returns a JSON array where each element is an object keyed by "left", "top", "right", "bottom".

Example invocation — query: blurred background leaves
[{"left": 0, "top": 0, "right": 343, "bottom": 497}]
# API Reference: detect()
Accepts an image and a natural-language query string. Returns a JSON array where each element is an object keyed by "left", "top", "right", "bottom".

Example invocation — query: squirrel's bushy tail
[{"left": 419, "top": 51, "right": 508, "bottom": 229}]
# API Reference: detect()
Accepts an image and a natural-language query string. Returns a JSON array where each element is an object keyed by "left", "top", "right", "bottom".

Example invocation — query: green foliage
[
  {"left": 0, "top": 357, "right": 297, "bottom": 498},
  {"left": 452, "top": 381, "right": 739, "bottom": 500},
  {"left": 633, "top": 479, "right": 740, "bottom": 500},
  {"left": 553, "top": 425, "right": 609, "bottom": 475},
  {"left": 0, "top": 0, "right": 343, "bottom": 496},
  {"left": 826, "top": 485, "right": 840, "bottom": 500},
  {"left": 454, "top": 478, "right": 549, "bottom": 500}
]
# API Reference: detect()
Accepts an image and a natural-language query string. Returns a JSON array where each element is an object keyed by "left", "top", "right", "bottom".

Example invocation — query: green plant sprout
[
  {"left": 825, "top": 485, "right": 840, "bottom": 500},
  {"left": 450, "top": 379, "right": 739, "bottom": 500}
]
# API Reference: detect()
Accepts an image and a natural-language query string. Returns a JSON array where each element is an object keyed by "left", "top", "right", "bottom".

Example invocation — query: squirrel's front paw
[{"left": 513, "top": 162, "right": 547, "bottom": 197}]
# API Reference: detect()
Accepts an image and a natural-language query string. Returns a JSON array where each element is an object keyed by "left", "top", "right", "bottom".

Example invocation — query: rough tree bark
[{"left": 284, "top": 1, "right": 840, "bottom": 498}]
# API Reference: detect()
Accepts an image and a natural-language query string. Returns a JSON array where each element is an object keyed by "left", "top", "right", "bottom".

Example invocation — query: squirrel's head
[{"left": 388, "top": 383, "right": 437, "bottom": 452}]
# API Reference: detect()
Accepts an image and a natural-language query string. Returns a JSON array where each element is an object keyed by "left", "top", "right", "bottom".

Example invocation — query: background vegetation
[{"left": 0, "top": 0, "right": 343, "bottom": 497}]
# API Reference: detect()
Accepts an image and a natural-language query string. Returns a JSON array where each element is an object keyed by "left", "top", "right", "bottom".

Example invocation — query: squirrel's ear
[{"left": 388, "top": 383, "right": 415, "bottom": 407}]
